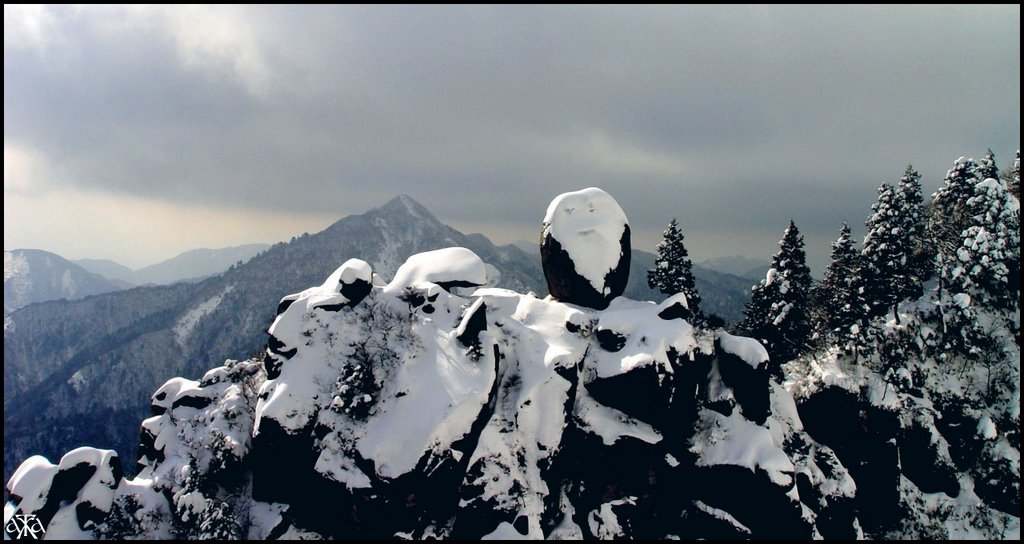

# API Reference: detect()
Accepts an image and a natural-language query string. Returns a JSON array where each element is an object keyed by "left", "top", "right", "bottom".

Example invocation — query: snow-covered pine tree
[
  {"left": 976, "top": 148, "right": 999, "bottom": 183},
  {"left": 897, "top": 165, "right": 934, "bottom": 296},
  {"left": 739, "top": 220, "right": 813, "bottom": 368},
  {"left": 811, "top": 223, "right": 862, "bottom": 347},
  {"left": 647, "top": 218, "right": 703, "bottom": 324},
  {"left": 861, "top": 182, "right": 914, "bottom": 323},
  {"left": 928, "top": 157, "right": 980, "bottom": 261},
  {"left": 931, "top": 175, "right": 1020, "bottom": 370},
  {"left": 953, "top": 178, "right": 1021, "bottom": 312}
]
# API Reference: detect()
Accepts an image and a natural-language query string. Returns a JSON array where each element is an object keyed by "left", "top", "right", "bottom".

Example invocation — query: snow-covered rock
[
  {"left": 5, "top": 447, "right": 123, "bottom": 540},
  {"left": 387, "top": 247, "right": 487, "bottom": 293},
  {"left": 541, "top": 187, "right": 631, "bottom": 309}
]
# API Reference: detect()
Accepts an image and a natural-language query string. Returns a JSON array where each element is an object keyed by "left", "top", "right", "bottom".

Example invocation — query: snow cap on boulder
[
  {"left": 541, "top": 187, "right": 630, "bottom": 309},
  {"left": 274, "top": 258, "right": 375, "bottom": 317},
  {"left": 387, "top": 247, "right": 487, "bottom": 292},
  {"left": 330, "top": 258, "right": 373, "bottom": 304}
]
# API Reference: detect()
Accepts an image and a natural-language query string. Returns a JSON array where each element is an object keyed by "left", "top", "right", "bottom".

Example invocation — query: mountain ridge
[
  {"left": 3, "top": 195, "right": 544, "bottom": 482},
  {"left": 5, "top": 188, "right": 1017, "bottom": 540},
  {"left": 3, "top": 249, "right": 131, "bottom": 315},
  {"left": 698, "top": 255, "right": 770, "bottom": 281},
  {"left": 75, "top": 243, "right": 272, "bottom": 286},
  {"left": 2, "top": 195, "right": 757, "bottom": 486}
]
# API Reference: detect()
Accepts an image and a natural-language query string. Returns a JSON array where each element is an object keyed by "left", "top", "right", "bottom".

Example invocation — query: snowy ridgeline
[
  {"left": 4, "top": 248, "right": 845, "bottom": 540},
  {"left": 4, "top": 249, "right": 128, "bottom": 316},
  {"left": 4, "top": 187, "right": 1019, "bottom": 540}
]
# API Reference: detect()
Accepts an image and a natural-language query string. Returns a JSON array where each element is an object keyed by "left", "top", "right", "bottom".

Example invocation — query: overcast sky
[{"left": 4, "top": 5, "right": 1019, "bottom": 272}]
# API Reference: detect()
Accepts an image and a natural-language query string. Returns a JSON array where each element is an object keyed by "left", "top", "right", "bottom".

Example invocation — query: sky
[{"left": 4, "top": 5, "right": 1020, "bottom": 272}]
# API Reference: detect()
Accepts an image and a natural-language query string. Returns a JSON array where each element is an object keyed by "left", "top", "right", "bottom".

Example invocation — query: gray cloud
[{"left": 4, "top": 5, "right": 1020, "bottom": 272}]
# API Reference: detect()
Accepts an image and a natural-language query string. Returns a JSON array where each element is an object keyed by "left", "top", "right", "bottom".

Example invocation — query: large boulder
[{"left": 541, "top": 188, "right": 630, "bottom": 309}]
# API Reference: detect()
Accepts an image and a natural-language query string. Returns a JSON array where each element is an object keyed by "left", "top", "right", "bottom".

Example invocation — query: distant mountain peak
[
  {"left": 4, "top": 249, "right": 128, "bottom": 315},
  {"left": 373, "top": 194, "right": 439, "bottom": 223}
]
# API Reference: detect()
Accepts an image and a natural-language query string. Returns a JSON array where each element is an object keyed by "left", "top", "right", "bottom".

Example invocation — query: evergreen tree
[
  {"left": 739, "top": 220, "right": 813, "bottom": 367},
  {"left": 647, "top": 218, "right": 703, "bottom": 324},
  {"left": 861, "top": 182, "right": 913, "bottom": 323},
  {"left": 928, "top": 156, "right": 980, "bottom": 259},
  {"left": 812, "top": 223, "right": 862, "bottom": 345},
  {"left": 897, "top": 165, "right": 934, "bottom": 294},
  {"left": 976, "top": 148, "right": 999, "bottom": 182},
  {"left": 952, "top": 178, "right": 1021, "bottom": 312},
  {"left": 933, "top": 176, "right": 1020, "bottom": 365}
]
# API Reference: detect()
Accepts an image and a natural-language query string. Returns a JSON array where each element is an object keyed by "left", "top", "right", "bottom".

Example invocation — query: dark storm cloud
[{"left": 4, "top": 5, "right": 1020, "bottom": 270}]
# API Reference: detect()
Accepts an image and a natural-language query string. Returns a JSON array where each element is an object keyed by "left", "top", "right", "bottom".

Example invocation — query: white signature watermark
[{"left": 5, "top": 513, "right": 45, "bottom": 540}]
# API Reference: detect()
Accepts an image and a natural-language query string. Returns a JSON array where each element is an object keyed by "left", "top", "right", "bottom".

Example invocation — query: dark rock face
[
  {"left": 340, "top": 278, "right": 372, "bottom": 306},
  {"left": 595, "top": 328, "right": 627, "bottom": 352},
  {"left": 586, "top": 363, "right": 676, "bottom": 430},
  {"left": 933, "top": 400, "right": 986, "bottom": 472},
  {"left": 136, "top": 425, "right": 162, "bottom": 473},
  {"left": 715, "top": 339, "right": 770, "bottom": 425},
  {"left": 251, "top": 417, "right": 359, "bottom": 537},
  {"left": 897, "top": 421, "right": 959, "bottom": 497},
  {"left": 541, "top": 226, "right": 631, "bottom": 310},
  {"left": 657, "top": 298, "right": 693, "bottom": 321},
  {"left": 796, "top": 387, "right": 901, "bottom": 535},
  {"left": 973, "top": 455, "right": 1020, "bottom": 516},
  {"left": 170, "top": 391, "right": 213, "bottom": 410},
  {"left": 691, "top": 464, "right": 811, "bottom": 540},
  {"left": 794, "top": 449, "right": 858, "bottom": 540},
  {"left": 276, "top": 296, "right": 297, "bottom": 316},
  {"left": 456, "top": 301, "right": 488, "bottom": 348}
]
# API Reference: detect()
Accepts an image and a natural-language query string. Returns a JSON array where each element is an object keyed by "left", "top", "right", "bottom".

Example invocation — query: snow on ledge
[
  {"left": 690, "top": 410, "right": 795, "bottom": 487},
  {"left": 718, "top": 331, "right": 769, "bottom": 368}
]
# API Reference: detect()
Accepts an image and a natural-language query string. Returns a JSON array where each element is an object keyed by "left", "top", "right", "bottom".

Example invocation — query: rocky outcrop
[{"left": 7, "top": 241, "right": 847, "bottom": 540}]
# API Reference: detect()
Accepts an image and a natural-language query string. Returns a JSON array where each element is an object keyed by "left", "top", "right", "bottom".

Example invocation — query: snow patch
[
  {"left": 591, "top": 297, "right": 699, "bottom": 379},
  {"left": 5, "top": 455, "right": 57, "bottom": 516},
  {"left": 68, "top": 370, "right": 87, "bottom": 393},
  {"left": 3, "top": 251, "right": 28, "bottom": 282},
  {"left": 482, "top": 520, "right": 533, "bottom": 540},
  {"left": 173, "top": 285, "right": 234, "bottom": 347},
  {"left": 695, "top": 500, "right": 751, "bottom": 535},
  {"left": 690, "top": 410, "right": 795, "bottom": 487},
  {"left": 587, "top": 497, "right": 635, "bottom": 539},
  {"left": 976, "top": 416, "right": 997, "bottom": 440}
]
